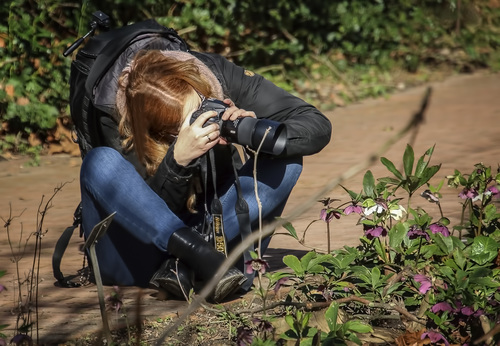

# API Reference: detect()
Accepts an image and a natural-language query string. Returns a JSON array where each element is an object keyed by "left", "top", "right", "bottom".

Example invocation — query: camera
[{"left": 190, "top": 98, "right": 287, "bottom": 156}]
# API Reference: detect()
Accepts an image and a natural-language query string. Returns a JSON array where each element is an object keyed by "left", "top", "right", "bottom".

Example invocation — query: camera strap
[
  {"left": 208, "top": 149, "right": 228, "bottom": 256},
  {"left": 205, "top": 147, "right": 255, "bottom": 290}
]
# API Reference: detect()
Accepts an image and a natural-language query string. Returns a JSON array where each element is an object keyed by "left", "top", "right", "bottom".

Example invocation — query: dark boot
[
  {"left": 149, "top": 257, "right": 194, "bottom": 299},
  {"left": 167, "top": 227, "right": 247, "bottom": 302}
]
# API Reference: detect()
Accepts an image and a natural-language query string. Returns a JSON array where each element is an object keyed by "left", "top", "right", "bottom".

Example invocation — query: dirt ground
[{"left": 1, "top": 71, "right": 499, "bottom": 344}]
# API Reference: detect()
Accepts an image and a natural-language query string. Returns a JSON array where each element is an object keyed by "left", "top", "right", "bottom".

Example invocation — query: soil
[{"left": 1, "top": 70, "right": 499, "bottom": 345}]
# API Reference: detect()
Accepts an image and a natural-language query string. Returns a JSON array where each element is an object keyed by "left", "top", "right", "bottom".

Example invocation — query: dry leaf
[
  {"left": 16, "top": 97, "right": 30, "bottom": 106},
  {"left": 5, "top": 84, "right": 15, "bottom": 97}
]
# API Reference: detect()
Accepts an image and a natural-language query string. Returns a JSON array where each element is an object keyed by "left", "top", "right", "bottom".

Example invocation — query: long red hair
[{"left": 117, "top": 50, "right": 214, "bottom": 176}]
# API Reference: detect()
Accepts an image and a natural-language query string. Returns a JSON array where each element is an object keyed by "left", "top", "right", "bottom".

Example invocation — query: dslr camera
[{"left": 190, "top": 98, "right": 286, "bottom": 156}]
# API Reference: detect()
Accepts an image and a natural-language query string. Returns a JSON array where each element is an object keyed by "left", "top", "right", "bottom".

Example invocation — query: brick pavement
[{"left": 1, "top": 71, "right": 499, "bottom": 344}]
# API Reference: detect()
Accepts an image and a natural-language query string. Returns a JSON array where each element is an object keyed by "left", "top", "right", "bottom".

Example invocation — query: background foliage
[{"left": 1, "top": 0, "right": 500, "bottom": 155}]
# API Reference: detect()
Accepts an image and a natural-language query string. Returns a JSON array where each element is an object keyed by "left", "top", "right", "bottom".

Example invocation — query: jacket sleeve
[
  {"left": 210, "top": 53, "right": 332, "bottom": 157},
  {"left": 145, "top": 143, "right": 198, "bottom": 214}
]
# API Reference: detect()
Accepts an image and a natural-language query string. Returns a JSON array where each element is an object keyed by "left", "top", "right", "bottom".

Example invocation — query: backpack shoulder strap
[{"left": 52, "top": 203, "right": 84, "bottom": 287}]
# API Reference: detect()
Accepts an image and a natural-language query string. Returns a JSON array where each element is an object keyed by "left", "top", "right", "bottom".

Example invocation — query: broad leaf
[
  {"left": 283, "top": 255, "right": 304, "bottom": 276},
  {"left": 325, "top": 303, "right": 340, "bottom": 332},
  {"left": 468, "top": 236, "right": 499, "bottom": 265}
]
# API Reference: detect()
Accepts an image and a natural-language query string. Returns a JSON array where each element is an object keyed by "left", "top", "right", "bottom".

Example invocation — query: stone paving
[{"left": 1, "top": 71, "right": 499, "bottom": 344}]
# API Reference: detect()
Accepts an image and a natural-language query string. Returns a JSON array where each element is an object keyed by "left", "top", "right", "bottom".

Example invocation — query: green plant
[
  {"left": 278, "top": 146, "right": 500, "bottom": 345},
  {"left": 3, "top": 0, "right": 500, "bottom": 150}
]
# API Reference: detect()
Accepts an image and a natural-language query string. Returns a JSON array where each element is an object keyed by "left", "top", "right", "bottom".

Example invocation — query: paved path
[{"left": 1, "top": 71, "right": 499, "bottom": 344}]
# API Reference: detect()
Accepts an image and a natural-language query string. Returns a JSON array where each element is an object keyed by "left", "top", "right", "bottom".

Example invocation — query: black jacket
[{"left": 146, "top": 52, "right": 332, "bottom": 214}]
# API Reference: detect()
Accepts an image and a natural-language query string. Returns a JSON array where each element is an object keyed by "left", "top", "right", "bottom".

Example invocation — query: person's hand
[
  {"left": 218, "top": 99, "right": 256, "bottom": 145},
  {"left": 173, "top": 110, "right": 220, "bottom": 166}
]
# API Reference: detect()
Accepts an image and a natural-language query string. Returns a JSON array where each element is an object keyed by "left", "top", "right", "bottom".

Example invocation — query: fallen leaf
[{"left": 5, "top": 84, "right": 15, "bottom": 97}]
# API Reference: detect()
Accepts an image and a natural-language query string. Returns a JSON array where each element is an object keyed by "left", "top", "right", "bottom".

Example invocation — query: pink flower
[
  {"left": 364, "top": 226, "right": 387, "bottom": 240},
  {"left": 421, "top": 330, "right": 449, "bottom": 346},
  {"left": 486, "top": 185, "right": 499, "bottom": 197},
  {"left": 105, "top": 286, "right": 123, "bottom": 313},
  {"left": 431, "top": 302, "right": 453, "bottom": 313},
  {"left": 414, "top": 274, "right": 432, "bottom": 294},
  {"left": 320, "top": 208, "right": 341, "bottom": 223},
  {"left": 274, "top": 277, "right": 289, "bottom": 293},
  {"left": 344, "top": 204, "right": 363, "bottom": 215},
  {"left": 245, "top": 258, "right": 270, "bottom": 275},
  {"left": 429, "top": 223, "right": 450, "bottom": 237},
  {"left": 459, "top": 187, "right": 478, "bottom": 200}
]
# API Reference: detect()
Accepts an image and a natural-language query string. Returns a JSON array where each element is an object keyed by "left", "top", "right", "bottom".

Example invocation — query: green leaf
[
  {"left": 283, "top": 255, "right": 304, "bottom": 276},
  {"left": 371, "top": 266, "right": 381, "bottom": 288},
  {"left": 343, "top": 320, "right": 373, "bottom": 334},
  {"left": 282, "top": 221, "right": 299, "bottom": 240},
  {"left": 380, "top": 157, "right": 403, "bottom": 180},
  {"left": 389, "top": 223, "right": 408, "bottom": 250},
  {"left": 373, "top": 237, "right": 388, "bottom": 263},
  {"left": 433, "top": 233, "right": 454, "bottom": 255},
  {"left": 403, "top": 144, "right": 415, "bottom": 177},
  {"left": 363, "top": 170, "right": 376, "bottom": 198},
  {"left": 452, "top": 247, "right": 466, "bottom": 270},
  {"left": 468, "top": 236, "right": 499, "bottom": 265},
  {"left": 416, "top": 164, "right": 441, "bottom": 190},
  {"left": 377, "top": 177, "right": 402, "bottom": 187},
  {"left": 325, "top": 302, "right": 340, "bottom": 332},
  {"left": 471, "top": 277, "right": 500, "bottom": 288}
]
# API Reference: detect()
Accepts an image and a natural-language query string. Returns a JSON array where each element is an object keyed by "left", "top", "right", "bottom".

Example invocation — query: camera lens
[{"left": 221, "top": 118, "right": 286, "bottom": 156}]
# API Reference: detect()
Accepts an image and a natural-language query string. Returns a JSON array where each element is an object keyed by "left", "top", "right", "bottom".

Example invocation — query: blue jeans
[{"left": 80, "top": 146, "right": 302, "bottom": 286}]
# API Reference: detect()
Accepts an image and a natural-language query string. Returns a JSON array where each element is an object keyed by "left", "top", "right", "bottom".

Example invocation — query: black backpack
[
  {"left": 68, "top": 12, "right": 189, "bottom": 158},
  {"left": 53, "top": 12, "right": 190, "bottom": 287}
]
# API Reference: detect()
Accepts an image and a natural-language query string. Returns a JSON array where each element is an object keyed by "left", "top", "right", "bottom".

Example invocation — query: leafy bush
[
  {"left": 1, "top": 0, "right": 499, "bottom": 153},
  {"left": 272, "top": 146, "right": 500, "bottom": 345}
]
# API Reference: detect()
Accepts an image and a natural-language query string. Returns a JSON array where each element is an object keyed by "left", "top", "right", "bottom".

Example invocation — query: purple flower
[
  {"left": 364, "top": 226, "right": 387, "bottom": 240},
  {"left": 245, "top": 258, "right": 270, "bottom": 275},
  {"left": 407, "top": 225, "right": 430, "bottom": 241},
  {"left": 320, "top": 208, "right": 341, "bottom": 222},
  {"left": 105, "top": 286, "right": 123, "bottom": 313},
  {"left": 10, "top": 334, "right": 33, "bottom": 346},
  {"left": 473, "top": 309, "right": 484, "bottom": 317},
  {"left": 236, "top": 326, "right": 253, "bottom": 346},
  {"left": 0, "top": 284, "right": 5, "bottom": 293},
  {"left": 421, "top": 189, "right": 440, "bottom": 203},
  {"left": 459, "top": 187, "right": 478, "bottom": 200},
  {"left": 429, "top": 223, "right": 450, "bottom": 237},
  {"left": 486, "top": 185, "right": 499, "bottom": 197},
  {"left": 414, "top": 274, "right": 432, "bottom": 294},
  {"left": 421, "top": 330, "right": 449, "bottom": 346},
  {"left": 344, "top": 204, "right": 363, "bottom": 215},
  {"left": 460, "top": 306, "right": 474, "bottom": 316},
  {"left": 252, "top": 318, "right": 274, "bottom": 333},
  {"left": 431, "top": 302, "right": 453, "bottom": 313},
  {"left": 274, "top": 277, "right": 289, "bottom": 293}
]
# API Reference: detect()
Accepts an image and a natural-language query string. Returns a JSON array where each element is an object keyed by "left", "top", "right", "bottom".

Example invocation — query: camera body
[{"left": 190, "top": 98, "right": 287, "bottom": 156}]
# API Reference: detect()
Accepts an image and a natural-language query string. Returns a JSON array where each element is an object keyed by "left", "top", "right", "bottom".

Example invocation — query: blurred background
[{"left": 1, "top": 0, "right": 499, "bottom": 162}]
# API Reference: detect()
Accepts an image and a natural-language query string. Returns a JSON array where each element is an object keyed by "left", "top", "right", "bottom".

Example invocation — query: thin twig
[
  {"left": 253, "top": 127, "right": 271, "bottom": 257},
  {"left": 239, "top": 295, "right": 424, "bottom": 325}
]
